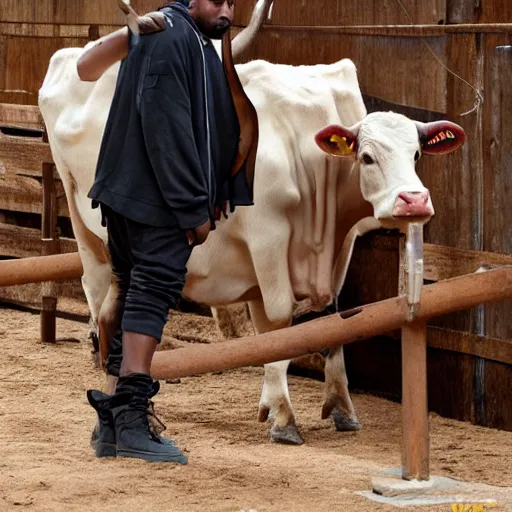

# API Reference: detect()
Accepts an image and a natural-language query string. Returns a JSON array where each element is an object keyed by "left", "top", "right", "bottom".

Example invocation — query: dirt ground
[{"left": 1, "top": 305, "right": 511, "bottom": 512}]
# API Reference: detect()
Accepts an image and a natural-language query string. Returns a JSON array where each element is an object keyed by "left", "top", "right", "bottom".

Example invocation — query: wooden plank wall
[
  {"left": 235, "top": 0, "right": 447, "bottom": 26},
  {"left": 0, "top": 1, "right": 157, "bottom": 23},
  {"left": 0, "top": 102, "right": 84, "bottom": 307},
  {"left": 480, "top": 42, "right": 512, "bottom": 429},
  {"left": 0, "top": 0, "right": 511, "bottom": 429},
  {"left": 0, "top": 0, "right": 159, "bottom": 105},
  {"left": 234, "top": 0, "right": 511, "bottom": 25}
]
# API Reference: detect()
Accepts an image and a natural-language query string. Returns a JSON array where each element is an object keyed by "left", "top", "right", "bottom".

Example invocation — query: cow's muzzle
[{"left": 392, "top": 191, "right": 433, "bottom": 219}]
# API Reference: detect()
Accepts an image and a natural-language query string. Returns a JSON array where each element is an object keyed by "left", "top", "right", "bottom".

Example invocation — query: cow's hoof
[
  {"left": 332, "top": 410, "right": 362, "bottom": 432},
  {"left": 270, "top": 424, "right": 305, "bottom": 445}
]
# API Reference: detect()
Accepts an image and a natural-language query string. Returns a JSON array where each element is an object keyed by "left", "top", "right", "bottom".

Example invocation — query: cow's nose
[
  {"left": 392, "top": 191, "right": 432, "bottom": 218},
  {"left": 399, "top": 191, "right": 429, "bottom": 205}
]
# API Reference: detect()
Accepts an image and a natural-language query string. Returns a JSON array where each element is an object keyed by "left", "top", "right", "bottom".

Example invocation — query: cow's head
[{"left": 314, "top": 112, "right": 466, "bottom": 224}]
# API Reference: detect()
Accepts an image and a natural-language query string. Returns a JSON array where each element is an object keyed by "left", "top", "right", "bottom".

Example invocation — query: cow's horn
[
  {"left": 118, "top": 0, "right": 141, "bottom": 35},
  {"left": 232, "top": 0, "right": 274, "bottom": 61}
]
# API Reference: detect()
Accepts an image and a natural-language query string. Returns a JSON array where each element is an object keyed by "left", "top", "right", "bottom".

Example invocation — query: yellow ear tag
[{"left": 330, "top": 134, "right": 355, "bottom": 155}]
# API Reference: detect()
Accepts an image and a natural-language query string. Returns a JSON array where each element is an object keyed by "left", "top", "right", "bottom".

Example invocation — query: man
[{"left": 85, "top": 0, "right": 254, "bottom": 464}]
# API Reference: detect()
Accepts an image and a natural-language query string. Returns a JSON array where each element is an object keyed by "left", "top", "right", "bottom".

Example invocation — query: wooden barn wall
[
  {"left": 0, "top": 1, "right": 159, "bottom": 24},
  {"left": 0, "top": 0, "right": 511, "bottom": 104},
  {"left": 234, "top": 0, "right": 447, "bottom": 26},
  {"left": 234, "top": 0, "right": 511, "bottom": 26},
  {"left": 1, "top": 0, "right": 510, "bottom": 26},
  {"left": 0, "top": 0, "right": 511, "bottom": 429}
]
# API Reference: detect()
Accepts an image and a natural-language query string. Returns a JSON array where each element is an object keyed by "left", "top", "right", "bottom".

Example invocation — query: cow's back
[
  {"left": 184, "top": 59, "right": 368, "bottom": 319},
  {"left": 39, "top": 45, "right": 120, "bottom": 241}
]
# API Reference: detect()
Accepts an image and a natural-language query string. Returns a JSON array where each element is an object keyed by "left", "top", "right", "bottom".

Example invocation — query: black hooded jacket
[{"left": 88, "top": 2, "right": 253, "bottom": 230}]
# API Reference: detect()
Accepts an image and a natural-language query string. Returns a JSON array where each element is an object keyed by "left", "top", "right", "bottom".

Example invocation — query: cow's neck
[
  {"left": 289, "top": 157, "right": 372, "bottom": 314},
  {"left": 335, "top": 161, "right": 373, "bottom": 250}
]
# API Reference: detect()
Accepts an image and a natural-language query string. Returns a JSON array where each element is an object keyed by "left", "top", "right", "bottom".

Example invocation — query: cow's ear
[
  {"left": 315, "top": 124, "right": 359, "bottom": 158},
  {"left": 415, "top": 121, "right": 466, "bottom": 155}
]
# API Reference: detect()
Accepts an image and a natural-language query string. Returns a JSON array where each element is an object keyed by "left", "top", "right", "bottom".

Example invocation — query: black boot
[
  {"left": 88, "top": 380, "right": 175, "bottom": 457},
  {"left": 112, "top": 373, "right": 187, "bottom": 464},
  {"left": 87, "top": 389, "right": 130, "bottom": 457}
]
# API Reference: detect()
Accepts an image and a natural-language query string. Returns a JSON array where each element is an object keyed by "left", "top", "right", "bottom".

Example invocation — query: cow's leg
[
  {"left": 249, "top": 300, "right": 304, "bottom": 445},
  {"left": 321, "top": 346, "right": 361, "bottom": 431},
  {"left": 212, "top": 304, "right": 253, "bottom": 339},
  {"left": 60, "top": 179, "right": 111, "bottom": 365},
  {"left": 81, "top": 245, "right": 111, "bottom": 366},
  {"left": 97, "top": 225, "right": 135, "bottom": 381},
  {"left": 98, "top": 277, "right": 124, "bottom": 381}
]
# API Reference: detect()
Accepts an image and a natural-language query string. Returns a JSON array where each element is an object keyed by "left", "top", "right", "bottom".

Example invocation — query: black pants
[{"left": 101, "top": 205, "right": 192, "bottom": 376}]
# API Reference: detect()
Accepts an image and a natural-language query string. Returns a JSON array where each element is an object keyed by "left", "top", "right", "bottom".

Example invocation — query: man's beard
[{"left": 200, "top": 18, "right": 231, "bottom": 39}]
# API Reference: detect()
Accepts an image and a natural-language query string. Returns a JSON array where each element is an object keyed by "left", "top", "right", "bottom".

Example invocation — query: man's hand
[
  {"left": 186, "top": 219, "right": 212, "bottom": 247},
  {"left": 118, "top": 0, "right": 166, "bottom": 36},
  {"left": 136, "top": 12, "right": 167, "bottom": 34}
]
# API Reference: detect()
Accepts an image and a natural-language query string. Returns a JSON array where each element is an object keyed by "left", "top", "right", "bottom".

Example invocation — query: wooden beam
[
  {"left": 0, "top": 176, "right": 70, "bottom": 217},
  {"left": 292, "top": 325, "right": 512, "bottom": 380},
  {"left": 0, "top": 223, "right": 76, "bottom": 259},
  {"left": 424, "top": 243, "right": 512, "bottom": 281},
  {"left": 349, "top": 233, "right": 512, "bottom": 282},
  {"left": 0, "top": 252, "right": 82, "bottom": 287},
  {"left": 427, "top": 327, "right": 512, "bottom": 366},
  {"left": 150, "top": 266, "right": 512, "bottom": 380},
  {"left": 0, "top": 280, "right": 85, "bottom": 307},
  {"left": 2, "top": 21, "right": 511, "bottom": 39},
  {"left": 235, "top": 24, "right": 512, "bottom": 37},
  {"left": 402, "top": 321, "right": 429, "bottom": 480},
  {"left": 40, "top": 162, "right": 59, "bottom": 344},
  {"left": 0, "top": 132, "right": 53, "bottom": 177},
  {"left": 0, "top": 22, "right": 115, "bottom": 38},
  {"left": 0, "top": 103, "right": 45, "bottom": 131}
]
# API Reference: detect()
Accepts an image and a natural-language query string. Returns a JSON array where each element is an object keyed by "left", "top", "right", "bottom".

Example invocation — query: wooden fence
[{"left": 0, "top": 0, "right": 511, "bottom": 429}]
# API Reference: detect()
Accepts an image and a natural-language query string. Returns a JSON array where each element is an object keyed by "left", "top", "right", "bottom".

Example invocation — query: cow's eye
[
  {"left": 414, "top": 150, "right": 421, "bottom": 162},
  {"left": 362, "top": 153, "right": 374, "bottom": 165}
]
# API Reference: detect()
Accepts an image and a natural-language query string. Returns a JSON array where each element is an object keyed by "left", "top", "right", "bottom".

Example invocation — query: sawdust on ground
[{"left": 0, "top": 306, "right": 511, "bottom": 512}]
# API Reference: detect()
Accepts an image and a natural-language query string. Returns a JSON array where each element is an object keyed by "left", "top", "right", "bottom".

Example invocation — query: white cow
[{"left": 39, "top": 35, "right": 465, "bottom": 444}]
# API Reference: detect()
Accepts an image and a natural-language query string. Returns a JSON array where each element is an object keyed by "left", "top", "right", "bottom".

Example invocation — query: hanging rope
[{"left": 394, "top": 0, "right": 483, "bottom": 117}]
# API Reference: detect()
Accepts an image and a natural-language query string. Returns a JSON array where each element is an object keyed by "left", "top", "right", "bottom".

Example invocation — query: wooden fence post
[
  {"left": 401, "top": 320, "right": 429, "bottom": 480},
  {"left": 399, "top": 235, "right": 430, "bottom": 480},
  {"left": 40, "top": 160, "right": 59, "bottom": 343}
]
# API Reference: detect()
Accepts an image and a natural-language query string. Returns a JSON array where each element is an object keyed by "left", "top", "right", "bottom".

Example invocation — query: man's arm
[
  {"left": 139, "top": 32, "right": 211, "bottom": 234},
  {"left": 76, "top": 11, "right": 166, "bottom": 81},
  {"left": 77, "top": 29, "right": 131, "bottom": 81}
]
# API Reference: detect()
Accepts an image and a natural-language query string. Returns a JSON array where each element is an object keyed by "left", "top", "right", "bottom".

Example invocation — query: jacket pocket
[
  {"left": 141, "top": 58, "right": 173, "bottom": 93},
  {"left": 142, "top": 74, "right": 160, "bottom": 90}
]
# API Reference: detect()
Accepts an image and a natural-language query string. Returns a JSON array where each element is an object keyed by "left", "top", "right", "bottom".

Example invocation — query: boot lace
[
  {"left": 147, "top": 400, "right": 167, "bottom": 438},
  {"left": 127, "top": 396, "right": 167, "bottom": 443}
]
